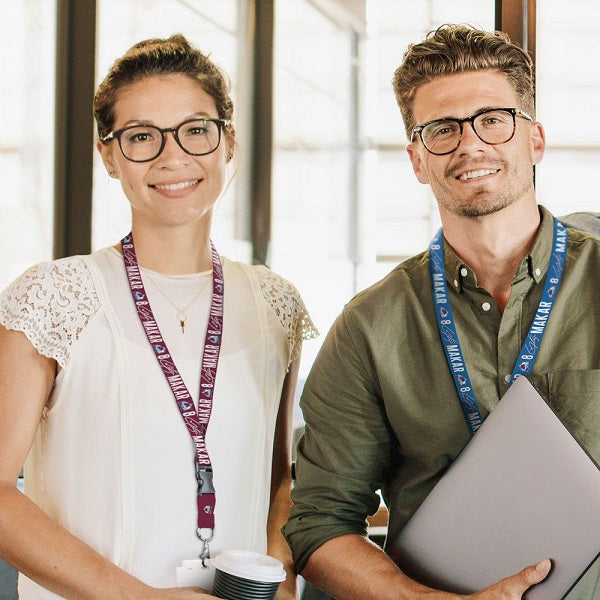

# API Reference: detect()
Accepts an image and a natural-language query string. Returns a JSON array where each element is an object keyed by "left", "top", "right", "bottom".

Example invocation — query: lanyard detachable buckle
[{"left": 195, "top": 463, "right": 215, "bottom": 495}]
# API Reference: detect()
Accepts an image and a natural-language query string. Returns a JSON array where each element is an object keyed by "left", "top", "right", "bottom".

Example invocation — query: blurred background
[
  {"left": 2, "top": 0, "right": 598, "bottom": 393},
  {"left": 0, "top": 0, "right": 598, "bottom": 596}
]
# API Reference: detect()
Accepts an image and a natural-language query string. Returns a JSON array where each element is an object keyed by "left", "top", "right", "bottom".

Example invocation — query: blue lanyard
[{"left": 429, "top": 218, "right": 567, "bottom": 435}]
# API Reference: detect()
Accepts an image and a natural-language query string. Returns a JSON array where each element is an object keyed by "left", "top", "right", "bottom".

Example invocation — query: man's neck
[{"left": 440, "top": 200, "right": 541, "bottom": 312}]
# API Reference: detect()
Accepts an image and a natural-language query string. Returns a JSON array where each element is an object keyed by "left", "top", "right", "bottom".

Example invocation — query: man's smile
[{"left": 456, "top": 168, "right": 499, "bottom": 181}]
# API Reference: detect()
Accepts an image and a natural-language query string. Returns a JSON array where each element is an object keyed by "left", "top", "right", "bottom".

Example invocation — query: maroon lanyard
[{"left": 121, "top": 233, "right": 224, "bottom": 564}]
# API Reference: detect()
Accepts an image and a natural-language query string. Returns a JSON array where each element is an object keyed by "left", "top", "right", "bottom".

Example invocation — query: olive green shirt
[{"left": 284, "top": 206, "right": 600, "bottom": 598}]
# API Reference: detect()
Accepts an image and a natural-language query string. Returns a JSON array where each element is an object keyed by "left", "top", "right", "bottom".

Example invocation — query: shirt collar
[{"left": 442, "top": 205, "right": 555, "bottom": 293}]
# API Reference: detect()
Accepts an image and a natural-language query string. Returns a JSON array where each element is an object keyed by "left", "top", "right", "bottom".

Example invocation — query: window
[
  {"left": 271, "top": 0, "right": 361, "bottom": 378},
  {"left": 535, "top": 0, "right": 600, "bottom": 215},
  {"left": 0, "top": 0, "right": 56, "bottom": 288}
]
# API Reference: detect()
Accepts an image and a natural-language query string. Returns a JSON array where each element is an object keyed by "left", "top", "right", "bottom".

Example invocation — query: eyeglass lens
[
  {"left": 420, "top": 109, "right": 515, "bottom": 155},
  {"left": 119, "top": 119, "right": 221, "bottom": 161}
]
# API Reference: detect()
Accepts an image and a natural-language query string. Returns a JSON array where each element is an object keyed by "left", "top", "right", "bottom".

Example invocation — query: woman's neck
[{"left": 117, "top": 223, "right": 213, "bottom": 275}]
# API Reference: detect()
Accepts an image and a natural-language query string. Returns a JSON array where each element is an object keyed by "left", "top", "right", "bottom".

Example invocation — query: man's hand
[
  {"left": 469, "top": 559, "right": 552, "bottom": 599},
  {"left": 300, "top": 535, "right": 552, "bottom": 600}
]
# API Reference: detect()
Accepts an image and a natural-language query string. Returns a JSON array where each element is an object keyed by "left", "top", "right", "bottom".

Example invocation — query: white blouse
[{"left": 0, "top": 247, "right": 317, "bottom": 598}]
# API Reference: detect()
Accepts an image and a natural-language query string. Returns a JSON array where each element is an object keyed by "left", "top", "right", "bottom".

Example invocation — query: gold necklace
[{"left": 147, "top": 274, "right": 210, "bottom": 334}]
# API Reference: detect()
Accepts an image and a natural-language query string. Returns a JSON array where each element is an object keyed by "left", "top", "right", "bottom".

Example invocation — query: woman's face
[{"left": 98, "top": 73, "right": 233, "bottom": 230}]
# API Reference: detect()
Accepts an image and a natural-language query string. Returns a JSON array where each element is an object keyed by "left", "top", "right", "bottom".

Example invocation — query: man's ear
[
  {"left": 406, "top": 142, "right": 430, "bottom": 184},
  {"left": 530, "top": 121, "right": 546, "bottom": 166},
  {"left": 97, "top": 140, "right": 118, "bottom": 177}
]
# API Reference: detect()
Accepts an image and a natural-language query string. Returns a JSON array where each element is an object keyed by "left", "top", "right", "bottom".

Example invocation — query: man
[{"left": 283, "top": 24, "right": 600, "bottom": 599}]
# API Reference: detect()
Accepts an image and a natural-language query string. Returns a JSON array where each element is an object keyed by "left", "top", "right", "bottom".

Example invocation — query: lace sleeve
[
  {"left": 256, "top": 266, "right": 318, "bottom": 366},
  {"left": 0, "top": 257, "right": 100, "bottom": 368}
]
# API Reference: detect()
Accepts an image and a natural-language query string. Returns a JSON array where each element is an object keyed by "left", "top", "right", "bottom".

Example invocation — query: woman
[{"left": 0, "top": 34, "right": 315, "bottom": 599}]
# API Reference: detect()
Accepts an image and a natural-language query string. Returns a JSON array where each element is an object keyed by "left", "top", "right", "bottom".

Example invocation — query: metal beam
[
  {"left": 495, "top": 0, "right": 536, "bottom": 186},
  {"left": 495, "top": 0, "right": 536, "bottom": 65},
  {"left": 54, "top": 0, "right": 96, "bottom": 259},
  {"left": 249, "top": 0, "right": 274, "bottom": 265}
]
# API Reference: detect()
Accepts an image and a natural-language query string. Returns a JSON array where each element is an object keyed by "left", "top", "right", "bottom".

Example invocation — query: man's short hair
[{"left": 392, "top": 24, "right": 534, "bottom": 138}]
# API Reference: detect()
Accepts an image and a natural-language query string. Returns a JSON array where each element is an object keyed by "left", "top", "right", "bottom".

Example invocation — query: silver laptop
[{"left": 390, "top": 375, "right": 600, "bottom": 599}]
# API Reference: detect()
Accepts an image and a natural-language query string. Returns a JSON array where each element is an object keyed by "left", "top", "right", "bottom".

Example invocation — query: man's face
[{"left": 406, "top": 70, "right": 545, "bottom": 219}]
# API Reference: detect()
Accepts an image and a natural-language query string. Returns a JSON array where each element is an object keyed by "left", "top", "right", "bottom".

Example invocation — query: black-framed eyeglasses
[
  {"left": 100, "top": 117, "right": 232, "bottom": 162},
  {"left": 411, "top": 108, "right": 534, "bottom": 156}
]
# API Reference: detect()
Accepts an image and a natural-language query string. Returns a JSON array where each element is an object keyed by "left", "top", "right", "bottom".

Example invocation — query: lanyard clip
[{"left": 197, "top": 528, "right": 214, "bottom": 567}]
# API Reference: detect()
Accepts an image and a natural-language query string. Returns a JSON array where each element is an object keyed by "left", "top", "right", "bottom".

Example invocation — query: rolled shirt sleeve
[{"left": 283, "top": 308, "right": 397, "bottom": 572}]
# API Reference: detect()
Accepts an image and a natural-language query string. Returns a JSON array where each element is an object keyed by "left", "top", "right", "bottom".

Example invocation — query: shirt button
[
  {"left": 504, "top": 374, "right": 512, "bottom": 383},
  {"left": 535, "top": 267, "right": 541, "bottom": 276},
  {"left": 482, "top": 302, "right": 491, "bottom": 312},
  {"left": 460, "top": 267, "right": 468, "bottom": 277}
]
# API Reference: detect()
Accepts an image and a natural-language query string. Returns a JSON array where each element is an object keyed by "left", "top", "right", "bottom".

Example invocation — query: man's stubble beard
[{"left": 434, "top": 161, "right": 532, "bottom": 218}]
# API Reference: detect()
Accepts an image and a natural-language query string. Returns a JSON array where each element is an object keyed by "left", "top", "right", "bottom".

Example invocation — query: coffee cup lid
[{"left": 213, "top": 550, "right": 286, "bottom": 583}]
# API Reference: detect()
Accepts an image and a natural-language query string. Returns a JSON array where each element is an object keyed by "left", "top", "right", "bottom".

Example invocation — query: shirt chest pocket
[{"left": 546, "top": 369, "right": 600, "bottom": 463}]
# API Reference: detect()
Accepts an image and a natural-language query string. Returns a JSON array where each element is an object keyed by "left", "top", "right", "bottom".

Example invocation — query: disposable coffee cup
[{"left": 212, "top": 549, "right": 286, "bottom": 599}]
